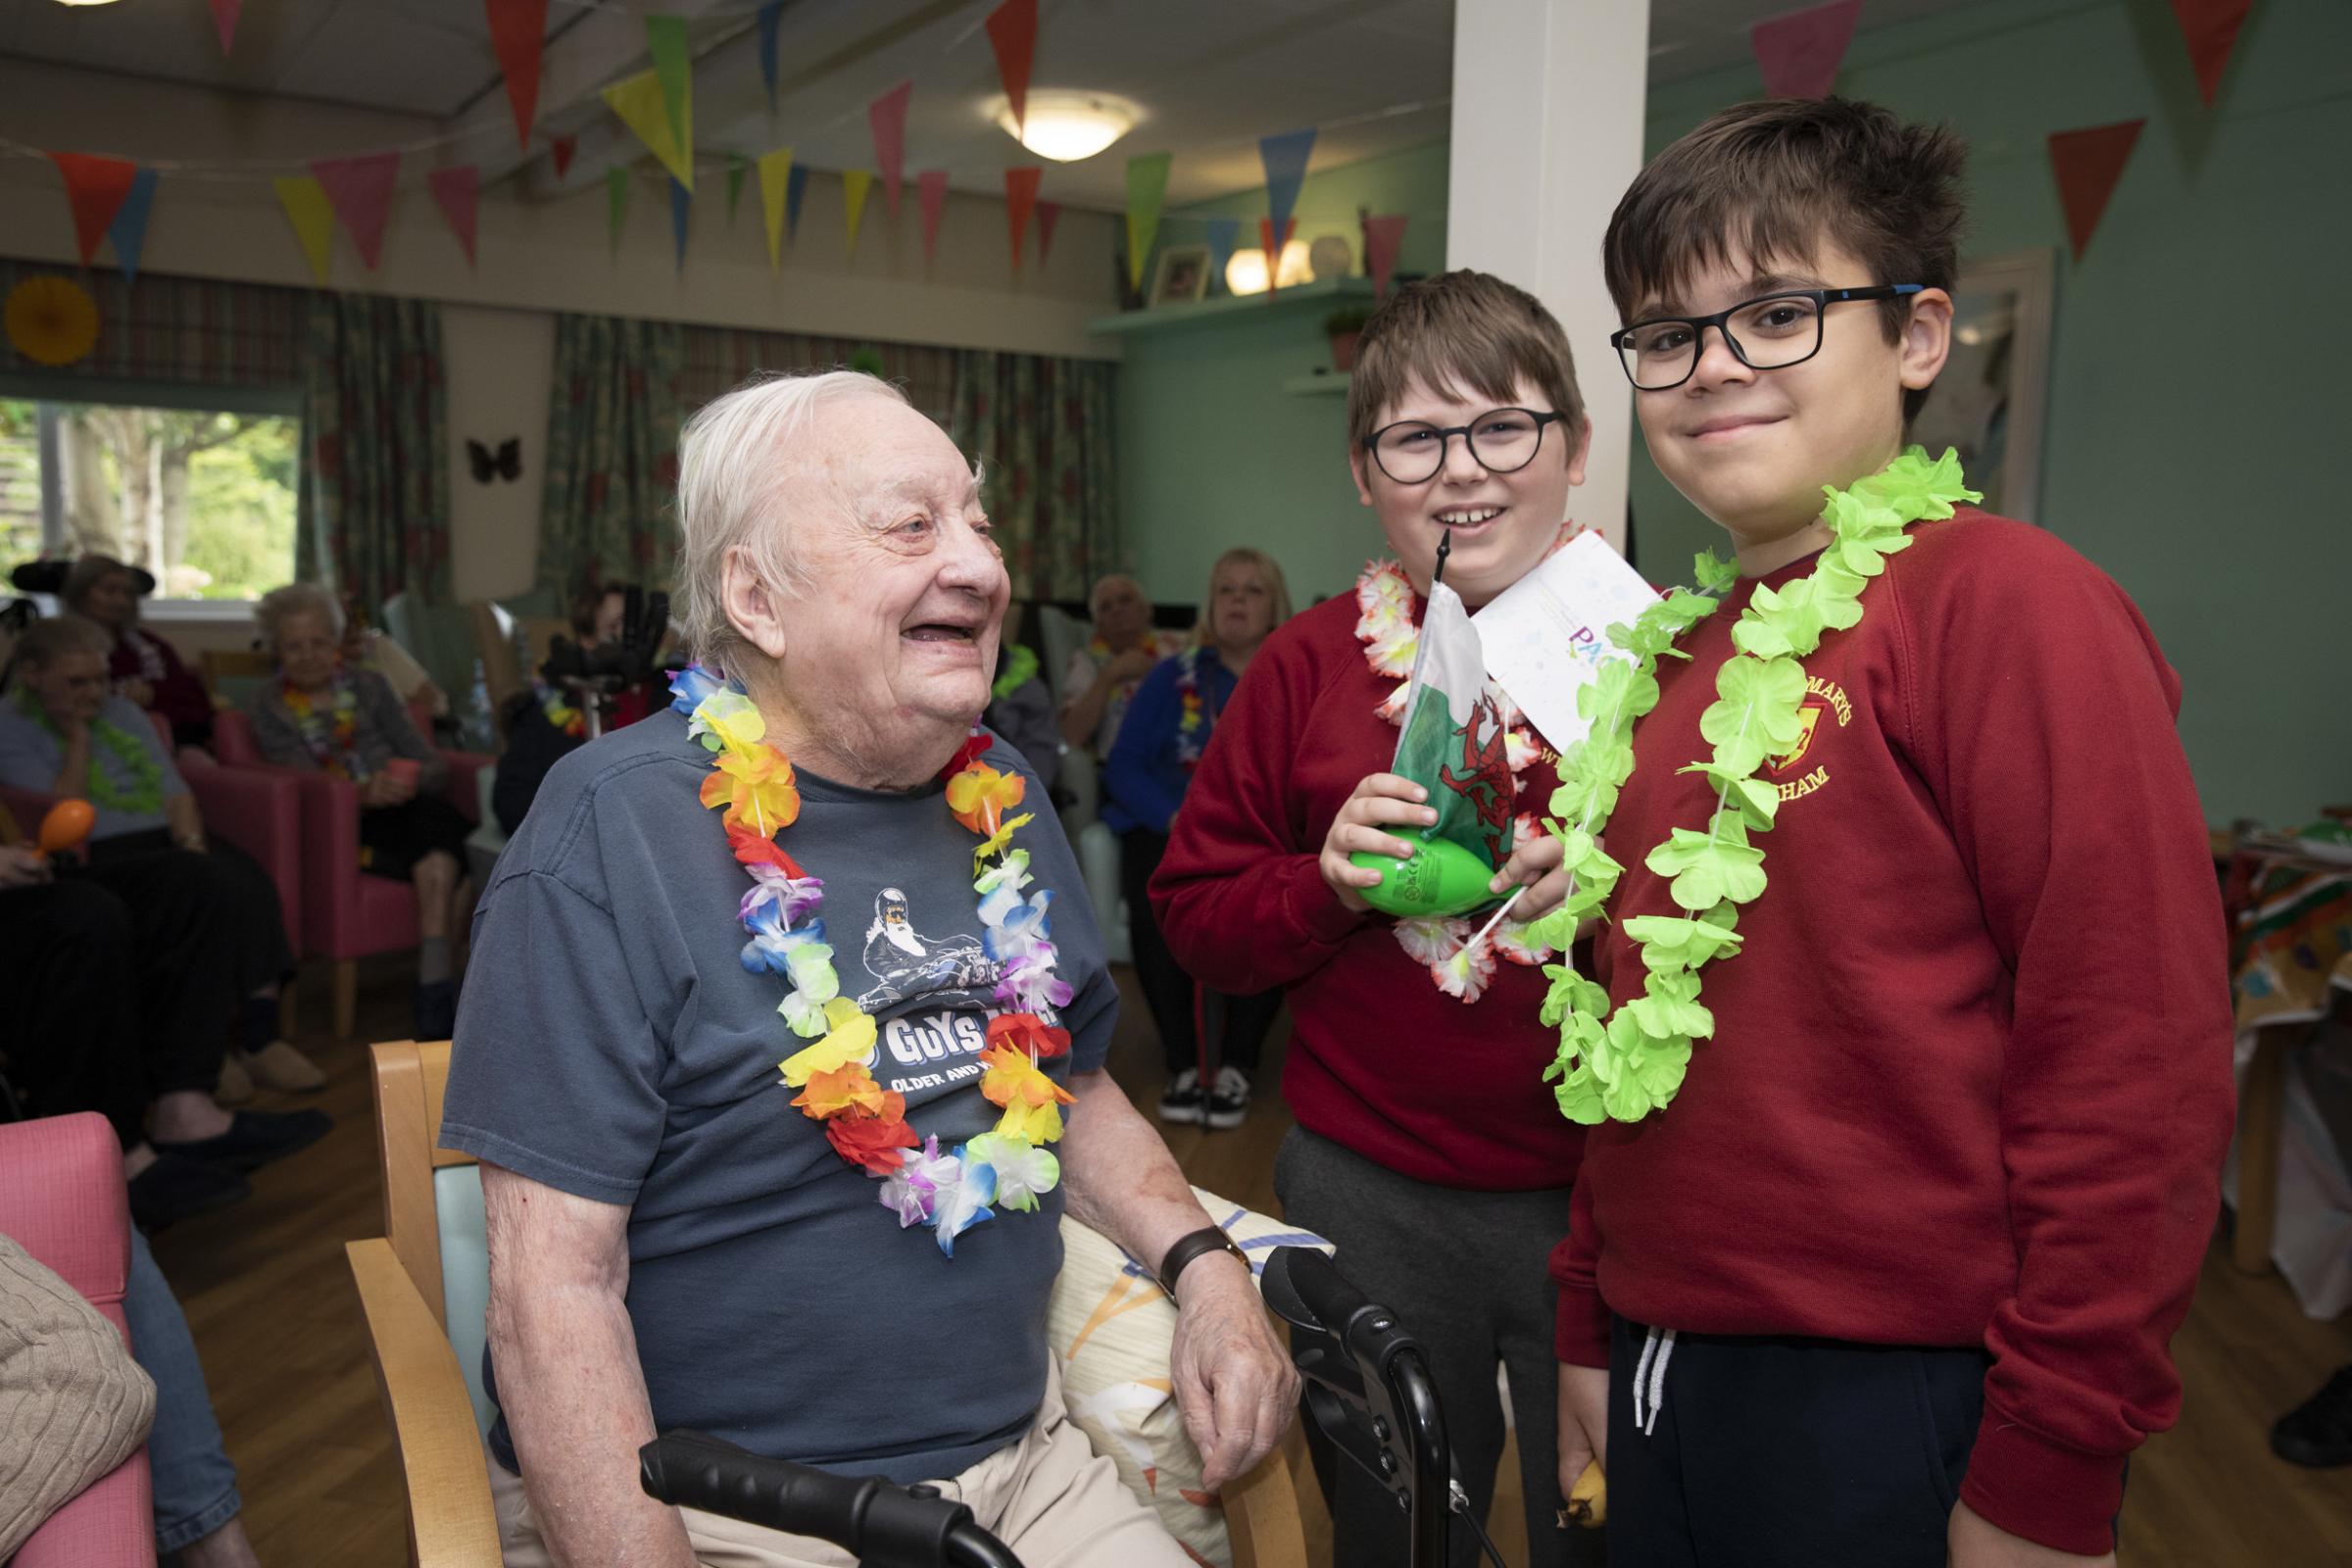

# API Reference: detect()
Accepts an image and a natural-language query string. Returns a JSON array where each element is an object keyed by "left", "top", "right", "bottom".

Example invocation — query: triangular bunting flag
[
  {"left": 646, "top": 16, "right": 693, "bottom": 162},
  {"left": 46, "top": 152, "right": 140, "bottom": 266},
  {"left": 917, "top": 171, "right": 949, "bottom": 267},
  {"left": 786, "top": 163, "right": 809, "bottom": 242},
  {"left": 273, "top": 176, "right": 337, "bottom": 284},
  {"left": 108, "top": 169, "right": 159, "bottom": 286},
  {"left": 758, "top": 2, "right": 783, "bottom": 111},
  {"left": 311, "top": 152, "right": 401, "bottom": 270},
  {"left": 551, "top": 134, "right": 577, "bottom": 178},
  {"left": 486, "top": 0, "right": 550, "bottom": 151},
  {"left": 2170, "top": 0, "right": 2254, "bottom": 107},
  {"left": 727, "top": 155, "right": 748, "bottom": 224},
  {"left": 209, "top": 0, "right": 241, "bottom": 55},
  {"left": 1258, "top": 129, "right": 1316, "bottom": 241},
  {"left": 429, "top": 166, "right": 480, "bottom": 266},
  {"left": 1749, "top": 0, "right": 1862, "bottom": 99},
  {"left": 607, "top": 168, "right": 631, "bottom": 255},
  {"left": 986, "top": 0, "right": 1038, "bottom": 133},
  {"left": 1203, "top": 217, "right": 1240, "bottom": 297},
  {"left": 669, "top": 178, "right": 692, "bottom": 270},
  {"left": 759, "top": 149, "right": 793, "bottom": 269},
  {"left": 1363, "top": 214, "right": 1409, "bottom": 296},
  {"left": 843, "top": 170, "right": 873, "bottom": 257},
  {"left": 1123, "top": 152, "right": 1172, "bottom": 291},
  {"left": 1036, "top": 200, "right": 1060, "bottom": 264},
  {"left": 1004, "top": 167, "right": 1041, "bottom": 274},
  {"left": 604, "top": 70, "right": 694, "bottom": 189},
  {"left": 2048, "top": 120, "right": 2144, "bottom": 259},
  {"left": 868, "top": 81, "right": 913, "bottom": 217},
  {"left": 1259, "top": 217, "right": 1296, "bottom": 295}
]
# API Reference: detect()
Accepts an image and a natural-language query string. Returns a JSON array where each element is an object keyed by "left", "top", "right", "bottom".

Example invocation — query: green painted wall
[{"left": 1116, "top": 0, "right": 2346, "bottom": 825}]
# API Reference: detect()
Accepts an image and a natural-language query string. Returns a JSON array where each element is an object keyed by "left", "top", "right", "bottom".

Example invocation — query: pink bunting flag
[
  {"left": 1004, "top": 168, "right": 1041, "bottom": 274},
  {"left": 46, "top": 152, "right": 140, "bottom": 267},
  {"left": 551, "top": 135, "right": 577, "bottom": 178},
  {"left": 1362, "top": 214, "right": 1409, "bottom": 297},
  {"left": 1035, "top": 200, "right": 1060, "bottom": 264},
  {"left": 2170, "top": 0, "right": 2254, "bottom": 107},
  {"left": 2048, "top": 121, "right": 2144, "bottom": 260},
  {"left": 209, "top": 0, "right": 242, "bottom": 55},
  {"left": 429, "top": 166, "right": 481, "bottom": 265},
  {"left": 311, "top": 152, "right": 402, "bottom": 270},
  {"left": 868, "top": 79, "right": 913, "bottom": 218},
  {"left": 1750, "top": 0, "right": 1863, "bottom": 99},
  {"left": 917, "top": 171, "right": 950, "bottom": 267}
]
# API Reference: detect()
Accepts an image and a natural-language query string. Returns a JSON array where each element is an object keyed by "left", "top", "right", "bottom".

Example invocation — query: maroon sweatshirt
[
  {"left": 1152, "top": 592, "right": 1587, "bottom": 1191},
  {"left": 1549, "top": 511, "right": 2232, "bottom": 1555}
]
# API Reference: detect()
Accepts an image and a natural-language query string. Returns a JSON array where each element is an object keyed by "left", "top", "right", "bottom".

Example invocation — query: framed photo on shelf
[
  {"left": 1150, "top": 244, "right": 1211, "bottom": 307},
  {"left": 1910, "top": 248, "right": 2055, "bottom": 523}
]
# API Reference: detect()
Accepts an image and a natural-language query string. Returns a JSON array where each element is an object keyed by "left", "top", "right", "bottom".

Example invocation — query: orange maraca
[{"left": 37, "top": 799, "right": 96, "bottom": 857}]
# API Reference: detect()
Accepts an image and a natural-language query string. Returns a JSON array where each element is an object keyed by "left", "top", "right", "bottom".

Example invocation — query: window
[{"left": 0, "top": 391, "right": 301, "bottom": 604}]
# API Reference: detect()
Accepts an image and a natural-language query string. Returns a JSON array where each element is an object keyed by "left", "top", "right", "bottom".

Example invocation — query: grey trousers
[{"left": 1274, "top": 1125, "right": 1601, "bottom": 1568}]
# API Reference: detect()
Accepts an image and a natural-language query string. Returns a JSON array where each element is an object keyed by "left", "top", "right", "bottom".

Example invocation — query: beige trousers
[{"left": 487, "top": 1358, "right": 1193, "bottom": 1568}]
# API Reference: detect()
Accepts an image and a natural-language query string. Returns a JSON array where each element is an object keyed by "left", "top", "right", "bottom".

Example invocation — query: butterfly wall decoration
[{"left": 466, "top": 437, "right": 522, "bottom": 484}]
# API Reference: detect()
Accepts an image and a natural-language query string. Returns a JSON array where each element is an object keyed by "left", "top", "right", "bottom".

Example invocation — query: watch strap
[{"left": 1157, "top": 1226, "right": 1248, "bottom": 1295}]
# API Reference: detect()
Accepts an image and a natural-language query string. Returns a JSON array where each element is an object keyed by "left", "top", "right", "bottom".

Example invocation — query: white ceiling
[{"left": 0, "top": 0, "right": 1997, "bottom": 209}]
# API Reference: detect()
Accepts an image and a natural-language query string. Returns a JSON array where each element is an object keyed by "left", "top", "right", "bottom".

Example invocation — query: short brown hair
[
  {"left": 1603, "top": 98, "right": 1966, "bottom": 421},
  {"left": 1346, "top": 270, "right": 1586, "bottom": 448}
]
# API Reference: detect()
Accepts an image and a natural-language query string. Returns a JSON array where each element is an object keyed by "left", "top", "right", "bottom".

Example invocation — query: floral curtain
[
  {"left": 948, "top": 351, "right": 1116, "bottom": 602},
  {"left": 298, "top": 293, "right": 451, "bottom": 610},
  {"left": 538, "top": 313, "right": 685, "bottom": 606}
]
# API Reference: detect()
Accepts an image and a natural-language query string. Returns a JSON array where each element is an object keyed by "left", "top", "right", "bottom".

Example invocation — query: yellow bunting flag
[
  {"left": 842, "top": 170, "right": 872, "bottom": 258},
  {"left": 273, "top": 175, "right": 336, "bottom": 283},
  {"left": 758, "top": 148, "right": 793, "bottom": 270},
  {"left": 603, "top": 69, "right": 694, "bottom": 190}
]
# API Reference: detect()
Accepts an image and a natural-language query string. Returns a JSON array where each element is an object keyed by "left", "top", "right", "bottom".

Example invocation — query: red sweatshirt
[
  {"left": 1152, "top": 592, "right": 1587, "bottom": 1191},
  {"left": 1549, "top": 511, "right": 2232, "bottom": 1555}
]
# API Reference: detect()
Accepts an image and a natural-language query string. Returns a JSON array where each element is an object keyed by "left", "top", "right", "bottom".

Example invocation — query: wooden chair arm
[
  {"left": 345, "top": 1239, "right": 503, "bottom": 1568},
  {"left": 1223, "top": 1437, "right": 1308, "bottom": 1568}
]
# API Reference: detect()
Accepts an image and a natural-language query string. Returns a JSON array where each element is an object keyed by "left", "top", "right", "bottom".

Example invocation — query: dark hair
[
  {"left": 1347, "top": 270, "right": 1586, "bottom": 447},
  {"left": 1602, "top": 97, "right": 1967, "bottom": 422},
  {"left": 569, "top": 582, "right": 629, "bottom": 640}
]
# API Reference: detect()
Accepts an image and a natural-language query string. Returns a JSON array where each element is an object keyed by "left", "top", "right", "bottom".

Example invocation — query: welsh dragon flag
[{"left": 1391, "top": 580, "right": 1516, "bottom": 873}]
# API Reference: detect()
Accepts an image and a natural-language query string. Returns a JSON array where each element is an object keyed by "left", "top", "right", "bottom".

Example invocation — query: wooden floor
[{"left": 152, "top": 959, "right": 2352, "bottom": 1567}]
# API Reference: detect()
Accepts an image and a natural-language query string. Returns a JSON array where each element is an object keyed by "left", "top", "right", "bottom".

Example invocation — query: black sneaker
[
  {"left": 152, "top": 1108, "right": 333, "bottom": 1175},
  {"left": 2272, "top": 1364, "right": 2352, "bottom": 1467},
  {"left": 1158, "top": 1068, "right": 1204, "bottom": 1125},
  {"left": 1204, "top": 1066, "right": 1251, "bottom": 1131},
  {"left": 127, "top": 1152, "right": 250, "bottom": 1231}
]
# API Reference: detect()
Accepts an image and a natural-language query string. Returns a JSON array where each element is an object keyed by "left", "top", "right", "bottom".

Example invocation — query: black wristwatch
[{"left": 1157, "top": 1226, "right": 1250, "bottom": 1295}]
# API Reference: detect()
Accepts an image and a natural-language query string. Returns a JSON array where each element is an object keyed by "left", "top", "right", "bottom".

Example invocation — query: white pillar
[{"left": 1447, "top": 0, "right": 1651, "bottom": 553}]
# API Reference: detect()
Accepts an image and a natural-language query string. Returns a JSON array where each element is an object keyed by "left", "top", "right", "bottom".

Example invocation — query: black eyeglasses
[
  {"left": 1361, "top": 408, "right": 1565, "bottom": 485},
  {"left": 1610, "top": 284, "right": 1924, "bottom": 391}
]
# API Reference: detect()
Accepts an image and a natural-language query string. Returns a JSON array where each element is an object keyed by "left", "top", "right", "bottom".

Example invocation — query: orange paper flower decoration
[{"left": 6, "top": 276, "right": 99, "bottom": 368}]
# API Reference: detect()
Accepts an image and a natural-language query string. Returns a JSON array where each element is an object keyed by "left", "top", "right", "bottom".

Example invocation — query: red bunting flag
[
  {"left": 486, "top": 0, "right": 551, "bottom": 151},
  {"left": 1749, "top": 0, "right": 1863, "bottom": 99},
  {"left": 917, "top": 171, "right": 950, "bottom": 267},
  {"left": 209, "top": 0, "right": 242, "bottom": 55},
  {"left": 312, "top": 152, "right": 402, "bottom": 270},
  {"left": 46, "top": 152, "right": 140, "bottom": 266},
  {"left": 2047, "top": 120, "right": 2144, "bottom": 259},
  {"left": 2170, "top": 0, "right": 2254, "bottom": 107},
  {"left": 429, "top": 166, "right": 481, "bottom": 265},
  {"left": 986, "top": 0, "right": 1038, "bottom": 133},
  {"left": 550, "top": 135, "right": 577, "bottom": 178},
  {"left": 1259, "top": 216, "right": 1296, "bottom": 296},
  {"left": 1036, "top": 200, "right": 1060, "bottom": 264},
  {"left": 1362, "top": 214, "right": 1409, "bottom": 297},
  {"left": 868, "top": 80, "right": 912, "bottom": 218},
  {"left": 1004, "top": 168, "right": 1041, "bottom": 274}
]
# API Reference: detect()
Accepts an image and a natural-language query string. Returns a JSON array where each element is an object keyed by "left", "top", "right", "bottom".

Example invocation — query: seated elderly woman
[
  {"left": 0, "top": 615, "right": 321, "bottom": 1096},
  {"left": 439, "top": 370, "right": 1296, "bottom": 1566},
  {"left": 59, "top": 555, "right": 217, "bottom": 750},
  {"left": 246, "top": 582, "right": 472, "bottom": 1039}
]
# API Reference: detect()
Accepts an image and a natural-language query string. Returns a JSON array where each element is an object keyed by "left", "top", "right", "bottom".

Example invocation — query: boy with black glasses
[{"left": 1547, "top": 98, "right": 2231, "bottom": 1568}]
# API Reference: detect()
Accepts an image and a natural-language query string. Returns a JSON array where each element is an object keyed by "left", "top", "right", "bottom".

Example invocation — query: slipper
[
  {"left": 128, "top": 1152, "right": 250, "bottom": 1231},
  {"left": 235, "top": 1040, "right": 326, "bottom": 1093},
  {"left": 153, "top": 1108, "right": 333, "bottom": 1174}
]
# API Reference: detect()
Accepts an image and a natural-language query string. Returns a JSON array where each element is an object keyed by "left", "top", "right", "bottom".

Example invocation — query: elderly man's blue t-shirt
[{"left": 438, "top": 709, "right": 1115, "bottom": 1485}]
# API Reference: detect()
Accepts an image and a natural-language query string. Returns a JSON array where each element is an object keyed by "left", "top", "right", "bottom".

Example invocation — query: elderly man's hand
[{"left": 1168, "top": 1252, "right": 1298, "bottom": 1490}]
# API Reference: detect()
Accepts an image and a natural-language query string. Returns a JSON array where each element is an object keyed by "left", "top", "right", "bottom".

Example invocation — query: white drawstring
[
  {"left": 1629, "top": 1325, "right": 1679, "bottom": 1437},
  {"left": 1643, "top": 1330, "right": 1677, "bottom": 1437},
  {"left": 1630, "top": 1327, "right": 1659, "bottom": 1431}
]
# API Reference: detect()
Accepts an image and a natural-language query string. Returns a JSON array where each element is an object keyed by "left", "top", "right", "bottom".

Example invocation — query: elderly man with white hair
[
  {"left": 1055, "top": 573, "right": 1186, "bottom": 760},
  {"left": 439, "top": 370, "right": 1297, "bottom": 1567}
]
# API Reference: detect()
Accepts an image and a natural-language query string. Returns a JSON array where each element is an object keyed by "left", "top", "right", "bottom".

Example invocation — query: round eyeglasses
[
  {"left": 1610, "top": 284, "right": 1923, "bottom": 392},
  {"left": 1361, "top": 408, "right": 1565, "bottom": 485}
]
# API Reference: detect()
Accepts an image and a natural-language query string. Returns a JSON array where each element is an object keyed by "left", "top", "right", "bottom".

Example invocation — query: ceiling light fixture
[
  {"left": 53, "top": 0, "right": 127, "bottom": 8},
  {"left": 992, "top": 90, "right": 1141, "bottom": 164},
  {"left": 1223, "top": 241, "right": 1311, "bottom": 298}
]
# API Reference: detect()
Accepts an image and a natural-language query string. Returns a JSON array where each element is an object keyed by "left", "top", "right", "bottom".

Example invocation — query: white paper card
[{"left": 1470, "top": 531, "right": 1661, "bottom": 754}]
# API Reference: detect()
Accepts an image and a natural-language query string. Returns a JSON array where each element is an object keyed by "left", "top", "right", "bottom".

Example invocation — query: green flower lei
[
  {"left": 991, "top": 643, "right": 1041, "bottom": 703},
  {"left": 1525, "top": 447, "right": 1981, "bottom": 1125},
  {"left": 10, "top": 688, "right": 167, "bottom": 816}
]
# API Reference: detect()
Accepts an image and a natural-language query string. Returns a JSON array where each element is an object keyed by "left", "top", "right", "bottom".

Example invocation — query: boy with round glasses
[{"left": 1546, "top": 98, "right": 2231, "bottom": 1567}]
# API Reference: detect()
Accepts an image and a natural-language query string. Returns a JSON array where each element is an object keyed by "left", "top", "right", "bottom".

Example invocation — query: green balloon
[{"left": 1349, "top": 835, "right": 1498, "bottom": 919}]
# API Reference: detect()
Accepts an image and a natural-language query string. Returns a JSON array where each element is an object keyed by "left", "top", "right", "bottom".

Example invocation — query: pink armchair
[
  {"left": 211, "top": 709, "right": 489, "bottom": 1039},
  {"left": 0, "top": 1112, "right": 157, "bottom": 1568}
]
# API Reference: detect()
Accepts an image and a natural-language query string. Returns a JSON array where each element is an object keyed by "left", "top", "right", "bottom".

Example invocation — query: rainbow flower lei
[
  {"left": 672, "top": 664, "right": 1077, "bottom": 1256},
  {"left": 1527, "top": 448, "right": 1978, "bottom": 1124}
]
